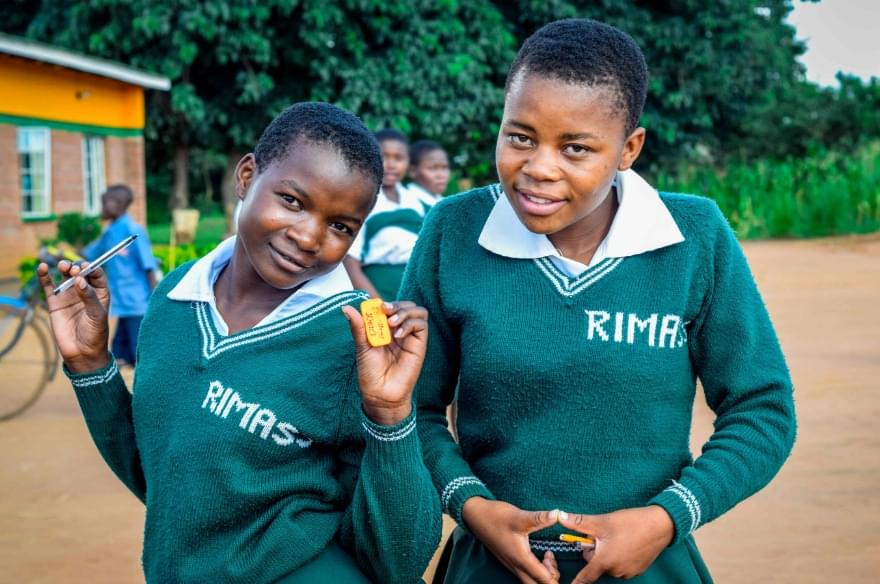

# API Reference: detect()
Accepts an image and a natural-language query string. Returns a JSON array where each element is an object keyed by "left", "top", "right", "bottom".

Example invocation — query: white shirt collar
[
  {"left": 376, "top": 183, "right": 425, "bottom": 214},
  {"left": 407, "top": 182, "right": 440, "bottom": 206},
  {"left": 478, "top": 169, "right": 684, "bottom": 267},
  {"left": 166, "top": 235, "right": 353, "bottom": 304}
]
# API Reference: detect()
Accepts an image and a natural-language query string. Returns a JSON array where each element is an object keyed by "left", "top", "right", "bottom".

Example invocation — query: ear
[
  {"left": 235, "top": 153, "right": 258, "bottom": 201},
  {"left": 618, "top": 127, "right": 646, "bottom": 171}
]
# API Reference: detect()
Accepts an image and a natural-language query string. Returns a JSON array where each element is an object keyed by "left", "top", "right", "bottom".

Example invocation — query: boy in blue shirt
[{"left": 83, "top": 184, "right": 157, "bottom": 365}]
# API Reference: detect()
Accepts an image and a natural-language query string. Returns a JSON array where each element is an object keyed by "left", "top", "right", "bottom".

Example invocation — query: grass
[
  {"left": 147, "top": 211, "right": 227, "bottom": 249},
  {"left": 656, "top": 141, "right": 880, "bottom": 239}
]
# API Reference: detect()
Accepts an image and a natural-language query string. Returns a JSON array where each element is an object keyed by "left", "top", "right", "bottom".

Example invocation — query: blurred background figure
[
  {"left": 408, "top": 139, "right": 451, "bottom": 206},
  {"left": 344, "top": 129, "right": 431, "bottom": 300},
  {"left": 82, "top": 184, "right": 157, "bottom": 367}
]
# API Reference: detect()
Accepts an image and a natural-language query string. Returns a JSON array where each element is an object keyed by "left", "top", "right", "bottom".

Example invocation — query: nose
[
  {"left": 286, "top": 216, "right": 322, "bottom": 253},
  {"left": 522, "top": 147, "right": 562, "bottom": 183}
]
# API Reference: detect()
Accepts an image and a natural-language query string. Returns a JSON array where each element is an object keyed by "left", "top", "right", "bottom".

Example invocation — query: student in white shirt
[
  {"left": 344, "top": 129, "right": 430, "bottom": 299},
  {"left": 408, "top": 140, "right": 451, "bottom": 207}
]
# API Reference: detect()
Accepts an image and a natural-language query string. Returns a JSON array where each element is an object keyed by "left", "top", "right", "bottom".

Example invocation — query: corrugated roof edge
[{"left": 0, "top": 33, "right": 171, "bottom": 91}]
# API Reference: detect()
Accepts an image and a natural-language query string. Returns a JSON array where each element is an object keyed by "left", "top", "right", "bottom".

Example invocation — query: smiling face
[
  {"left": 495, "top": 72, "right": 645, "bottom": 239},
  {"left": 234, "top": 140, "right": 377, "bottom": 291},
  {"left": 379, "top": 139, "right": 409, "bottom": 190},
  {"left": 410, "top": 149, "right": 451, "bottom": 195}
]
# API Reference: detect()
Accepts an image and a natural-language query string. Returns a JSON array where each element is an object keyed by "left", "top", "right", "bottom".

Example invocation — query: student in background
[
  {"left": 82, "top": 184, "right": 157, "bottom": 366},
  {"left": 344, "top": 129, "right": 430, "bottom": 300},
  {"left": 408, "top": 140, "right": 451, "bottom": 206}
]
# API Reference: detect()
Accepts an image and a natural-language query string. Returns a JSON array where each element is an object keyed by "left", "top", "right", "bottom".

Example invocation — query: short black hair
[
  {"left": 104, "top": 184, "right": 133, "bottom": 208},
  {"left": 410, "top": 140, "right": 446, "bottom": 167},
  {"left": 374, "top": 128, "right": 409, "bottom": 146},
  {"left": 505, "top": 19, "right": 648, "bottom": 135},
  {"left": 254, "top": 102, "right": 383, "bottom": 190}
]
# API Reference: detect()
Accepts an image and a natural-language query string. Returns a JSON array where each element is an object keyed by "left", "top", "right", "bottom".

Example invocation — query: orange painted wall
[{"left": 0, "top": 54, "right": 144, "bottom": 130}]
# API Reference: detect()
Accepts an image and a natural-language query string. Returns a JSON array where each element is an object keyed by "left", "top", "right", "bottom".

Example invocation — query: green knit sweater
[
  {"left": 401, "top": 185, "right": 796, "bottom": 553},
  {"left": 65, "top": 263, "right": 441, "bottom": 583}
]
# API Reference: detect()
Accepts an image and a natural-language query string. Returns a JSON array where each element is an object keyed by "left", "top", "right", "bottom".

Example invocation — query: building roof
[{"left": 0, "top": 33, "right": 170, "bottom": 91}]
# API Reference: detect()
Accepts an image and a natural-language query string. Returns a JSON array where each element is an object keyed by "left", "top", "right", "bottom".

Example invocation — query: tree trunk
[
  {"left": 170, "top": 144, "right": 189, "bottom": 210},
  {"left": 221, "top": 151, "right": 242, "bottom": 236}
]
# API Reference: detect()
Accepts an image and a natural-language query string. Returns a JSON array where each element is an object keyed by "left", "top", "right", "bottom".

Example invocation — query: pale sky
[{"left": 787, "top": 0, "right": 880, "bottom": 85}]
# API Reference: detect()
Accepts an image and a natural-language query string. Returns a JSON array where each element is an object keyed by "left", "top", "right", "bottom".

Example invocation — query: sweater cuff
[
  {"left": 648, "top": 480, "right": 704, "bottom": 546},
  {"left": 63, "top": 355, "right": 128, "bottom": 415},
  {"left": 64, "top": 354, "right": 120, "bottom": 387},
  {"left": 359, "top": 407, "right": 423, "bottom": 467},
  {"left": 440, "top": 475, "right": 495, "bottom": 529}
]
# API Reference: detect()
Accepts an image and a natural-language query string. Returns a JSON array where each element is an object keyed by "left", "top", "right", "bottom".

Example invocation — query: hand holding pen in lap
[
  {"left": 37, "top": 259, "right": 111, "bottom": 374},
  {"left": 462, "top": 497, "right": 563, "bottom": 584},
  {"left": 342, "top": 300, "right": 429, "bottom": 426},
  {"left": 555, "top": 506, "right": 674, "bottom": 584}
]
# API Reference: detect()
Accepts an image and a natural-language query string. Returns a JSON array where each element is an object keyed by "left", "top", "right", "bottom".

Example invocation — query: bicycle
[{"left": 0, "top": 246, "right": 73, "bottom": 421}]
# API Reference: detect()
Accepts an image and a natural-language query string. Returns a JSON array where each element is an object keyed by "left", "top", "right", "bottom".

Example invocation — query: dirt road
[{"left": 1, "top": 235, "right": 878, "bottom": 583}]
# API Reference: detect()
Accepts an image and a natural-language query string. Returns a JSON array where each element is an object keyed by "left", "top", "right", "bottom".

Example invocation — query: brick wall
[
  {"left": 0, "top": 124, "right": 148, "bottom": 278},
  {"left": 106, "top": 136, "right": 146, "bottom": 225}
]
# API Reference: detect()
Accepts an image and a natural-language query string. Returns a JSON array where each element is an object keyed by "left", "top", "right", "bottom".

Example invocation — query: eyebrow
[
  {"left": 337, "top": 214, "right": 363, "bottom": 226},
  {"left": 559, "top": 131, "right": 600, "bottom": 141},
  {"left": 278, "top": 179, "right": 310, "bottom": 198},
  {"left": 505, "top": 120, "right": 599, "bottom": 142},
  {"left": 278, "top": 179, "right": 364, "bottom": 226}
]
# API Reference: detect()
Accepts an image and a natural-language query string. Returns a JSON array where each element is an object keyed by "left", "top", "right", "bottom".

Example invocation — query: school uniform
[
  {"left": 401, "top": 170, "right": 796, "bottom": 583},
  {"left": 408, "top": 181, "right": 442, "bottom": 208},
  {"left": 65, "top": 237, "right": 441, "bottom": 583},
  {"left": 82, "top": 213, "right": 157, "bottom": 363},
  {"left": 347, "top": 185, "right": 430, "bottom": 300}
]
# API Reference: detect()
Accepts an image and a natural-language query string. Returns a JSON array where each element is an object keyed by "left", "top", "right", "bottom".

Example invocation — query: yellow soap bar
[
  {"left": 559, "top": 533, "right": 595, "bottom": 545},
  {"left": 360, "top": 299, "right": 392, "bottom": 347}
]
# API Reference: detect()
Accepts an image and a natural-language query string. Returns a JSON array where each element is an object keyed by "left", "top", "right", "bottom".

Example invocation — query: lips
[
  {"left": 516, "top": 188, "right": 566, "bottom": 217},
  {"left": 268, "top": 243, "right": 313, "bottom": 273}
]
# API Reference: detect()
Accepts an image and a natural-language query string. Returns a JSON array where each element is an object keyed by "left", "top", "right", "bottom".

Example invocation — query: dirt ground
[{"left": 1, "top": 235, "right": 878, "bottom": 583}]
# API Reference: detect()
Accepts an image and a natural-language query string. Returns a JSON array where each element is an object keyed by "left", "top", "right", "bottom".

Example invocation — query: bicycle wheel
[{"left": 0, "top": 305, "right": 51, "bottom": 421}]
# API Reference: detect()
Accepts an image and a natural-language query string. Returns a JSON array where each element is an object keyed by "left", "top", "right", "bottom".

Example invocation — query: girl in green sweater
[
  {"left": 403, "top": 19, "right": 796, "bottom": 584},
  {"left": 38, "top": 103, "right": 440, "bottom": 583}
]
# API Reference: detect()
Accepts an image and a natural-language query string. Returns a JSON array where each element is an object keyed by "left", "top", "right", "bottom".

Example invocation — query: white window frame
[
  {"left": 82, "top": 135, "right": 106, "bottom": 216},
  {"left": 17, "top": 127, "right": 52, "bottom": 218}
]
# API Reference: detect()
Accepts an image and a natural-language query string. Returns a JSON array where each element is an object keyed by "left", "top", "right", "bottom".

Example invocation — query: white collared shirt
[
  {"left": 407, "top": 182, "right": 441, "bottom": 207},
  {"left": 347, "top": 184, "right": 428, "bottom": 265},
  {"left": 478, "top": 170, "right": 685, "bottom": 276},
  {"left": 167, "top": 236, "right": 353, "bottom": 335}
]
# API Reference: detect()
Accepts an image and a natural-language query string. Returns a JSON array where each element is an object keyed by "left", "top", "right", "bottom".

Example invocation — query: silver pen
[{"left": 53, "top": 234, "right": 138, "bottom": 295}]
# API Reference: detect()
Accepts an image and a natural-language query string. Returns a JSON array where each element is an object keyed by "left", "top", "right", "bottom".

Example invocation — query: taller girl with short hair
[{"left": 405, "top": 19, "right": 796, "bottom": 584}]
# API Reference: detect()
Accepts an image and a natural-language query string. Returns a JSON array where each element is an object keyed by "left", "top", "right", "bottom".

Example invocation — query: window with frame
[
  {"left": 18, "top": 127, "right": 52, "bottom": 217},
  {"left": 82, "top": 135, "right": 106, "bottom": 216}
]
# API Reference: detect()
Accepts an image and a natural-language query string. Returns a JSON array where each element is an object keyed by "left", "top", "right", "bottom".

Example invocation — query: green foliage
[
  {"left": 147, "top": 212, "right": 226, "bottom": 249},
  {"left": 657, "top": 142, "right": 880, "bottom": 239},
  {"left": 7, "top": 1, "right": 879, "bottom": 239},
  {"left": 56, "top": 213, "right": 101, "bottom": 247},
  {"left": 17, "top": 256, "right": 39, "bottom": 286},
  {"left": 152, "top": 243, "right": 216, "bottom": 275}
]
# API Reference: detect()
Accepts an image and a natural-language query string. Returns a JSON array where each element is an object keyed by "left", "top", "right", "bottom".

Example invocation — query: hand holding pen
[{"left": 37, "top": 256, "right": 112, "bottom": 374}]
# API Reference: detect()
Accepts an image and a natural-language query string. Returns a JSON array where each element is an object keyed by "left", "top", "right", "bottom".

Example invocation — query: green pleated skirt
[
  {"left": 276, "top": 543, "right": 373, "bottom": 583},
  {"left": 435, "top": 527, "right": 713, "bottom": 584}
]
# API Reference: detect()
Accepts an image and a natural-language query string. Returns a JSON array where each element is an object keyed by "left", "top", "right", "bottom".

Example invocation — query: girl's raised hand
[
  {"left": 342, "top": 300, "right": 428, "bottom": 426},
  {"left": 557, "top": 506, "right": 674, "bottom": 584},
  {"left": 37, "top": 260, "right": 111, "bottom": 373}
]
